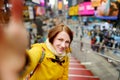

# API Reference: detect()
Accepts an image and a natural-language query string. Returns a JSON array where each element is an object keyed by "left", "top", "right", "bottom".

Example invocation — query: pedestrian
[
  {"left": 95, "top": 34, "right": 100, "bottom": 52},
  {"left": 91, "top": 36, "right": 97, "bottom": 51},
  {"left": 80, "top": 35, "right": 83, "bottom": 51},
  {"left": 23, "top": 23, "right": 73, "bottom": 80}
]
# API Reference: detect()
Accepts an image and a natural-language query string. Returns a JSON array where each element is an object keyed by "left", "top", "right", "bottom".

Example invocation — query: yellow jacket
[{"left": 22, "top": 43, "right": 69, "bottom": 80}]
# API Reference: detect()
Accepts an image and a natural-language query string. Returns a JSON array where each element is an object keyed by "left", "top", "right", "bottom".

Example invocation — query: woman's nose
[{"left": 61, "top": 42, "right": 66, "bottom": 48}]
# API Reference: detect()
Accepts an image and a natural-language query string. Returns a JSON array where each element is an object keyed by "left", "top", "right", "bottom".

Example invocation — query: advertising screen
[
  {"left": 69, "top": 5, "right": 78, "bottom": 16},
  {"left": 79, "top": 2, "right": 94, "bottom": 15},
  {"left": 32, "top": 0, "right": 40, "bottom": 4},
  {"left": 91, "top": 0, "right": 101, "bottom": 7},
  {"left": 58, "top": 1, "right": 63, "bottom": 10},
  {"left": 35, "top": 6, "right": 45, "bottom": 16},
  {"left": 40, "top": 0, "right": 45, "bottom": 6},
  {"left": 32, "top": 0, "right": 45, "bottom": 6},
  {"left": 95, "top": 0, "right": 119, "bottom": 20}
]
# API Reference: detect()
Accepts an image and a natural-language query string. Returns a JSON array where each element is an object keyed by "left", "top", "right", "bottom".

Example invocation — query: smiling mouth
[{"left": 58, "top": 48, "right": 65, "bottom": 52}]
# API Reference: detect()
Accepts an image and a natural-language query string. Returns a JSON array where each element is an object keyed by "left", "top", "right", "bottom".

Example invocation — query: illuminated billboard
[
  {"left": 32, "top": 0, "right": 45, "bottom": 6},
  {"left": 58, "top": 0, "right": 63, "bottom": 10},
  {"left": 35, "top": 6, "right": 45, "bottom": 16},
  {"left": 32, "top": 0, "right": 40, "bottom": 4},
  {"left": 69, "top": 5, "right": 78, "bottom": 16},
  {"left": 79, "top": 2, "right": 94, "bottom": 15},
  {"left": 95, "top": 0, "right": 110, "bottom": 16},
  {"left": 91, "top": 0, "right": 101, "bottom": 7},
  {"left": 95, "top": 0, "right": 119, "bottom": 20},
  {"left": 40, "top": 0, "right": 45, "bottom": 6}
]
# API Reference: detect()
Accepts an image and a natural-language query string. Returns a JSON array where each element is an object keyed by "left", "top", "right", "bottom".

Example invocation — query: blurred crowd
[{"left": 89, "top": 26, "right": 120, "bottom": 54}]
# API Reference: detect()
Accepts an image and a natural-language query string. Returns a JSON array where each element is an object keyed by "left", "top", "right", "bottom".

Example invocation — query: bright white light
[
  {"left": 49, "top": 0, "right": 55, "bottom": 5},
  {"left": 32, "top": 0, "right": 40, "bottom": 4},
  {"left": 49, "top": 0, "right": 55, "bottom": 8},
  {"left": 49, "top": 0, "right": 68, "bottom": 8},
  {"left": 49, "top": 0, "right": 68, "bottom": 5},
  {"left": 63, "top": 0, "right": 68, "bottom": 5}
]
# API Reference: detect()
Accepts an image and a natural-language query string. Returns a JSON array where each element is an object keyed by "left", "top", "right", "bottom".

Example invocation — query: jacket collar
[{"left": 40, "top": 43, "right": 56, "bottom": 59}]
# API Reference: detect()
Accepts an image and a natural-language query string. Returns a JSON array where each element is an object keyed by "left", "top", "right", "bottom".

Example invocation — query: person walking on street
[{"left": 80, "top": 35, "right": 83, "bottom": 51}]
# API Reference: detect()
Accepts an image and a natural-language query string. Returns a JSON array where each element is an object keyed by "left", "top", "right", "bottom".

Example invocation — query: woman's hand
[
  {"left": 0, "top": 0, "right": 29, "bottom": 79},
  {"left": 4, "top": 19, "right": 29, "bottom": 51}
]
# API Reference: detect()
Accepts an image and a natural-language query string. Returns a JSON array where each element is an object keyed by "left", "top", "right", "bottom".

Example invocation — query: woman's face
[
  {"left": 52, "top": 31, "right": 70, "bottom": 54},
  {"left": 110, "top": 2, "right": 119, "bottom": 16}
]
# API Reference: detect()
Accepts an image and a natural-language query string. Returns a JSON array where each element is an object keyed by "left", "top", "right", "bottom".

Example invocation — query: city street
[
  {"left": 70, "top": 36, "right": 119, "bottom": 80},
  {"left": 69, "top": 56, "right": 100, "bottom": 80},
  {"left": 1, "top": 0, "right": 120, "bottom": 79}
]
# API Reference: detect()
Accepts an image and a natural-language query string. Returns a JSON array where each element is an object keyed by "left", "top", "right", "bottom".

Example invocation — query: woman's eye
[
  {"left": 58, "top": 39, "right": 63, "bottom": 41},
  {"left": 66, "top": 41, "right": 70, "bottom": 44}
]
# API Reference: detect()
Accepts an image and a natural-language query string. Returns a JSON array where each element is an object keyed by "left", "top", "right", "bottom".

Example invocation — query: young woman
[
  {"left": 0, "top": 0, "right": 73, "bottom": 80},
  {"left": 23, "top": 23, "right": 73, "bottom": 80}
]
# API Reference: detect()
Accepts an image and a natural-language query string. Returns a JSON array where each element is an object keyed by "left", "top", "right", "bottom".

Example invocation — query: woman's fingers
[{"left": 4, "top": 20, "right": 29, "bottom": 50}]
